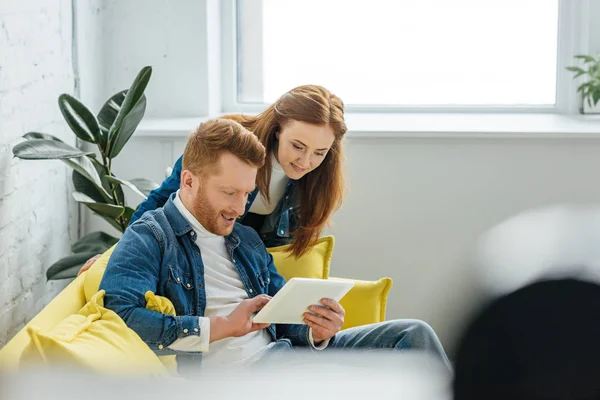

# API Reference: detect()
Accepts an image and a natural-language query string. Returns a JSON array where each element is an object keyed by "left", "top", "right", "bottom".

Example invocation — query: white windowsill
[{"left": 135, "top": 113, "right": 600, "bottom": 140}]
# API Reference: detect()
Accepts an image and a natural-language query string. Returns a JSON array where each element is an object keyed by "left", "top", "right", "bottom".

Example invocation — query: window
[{"left": 228, "top": 0, "right": 568, "bottom": 111}]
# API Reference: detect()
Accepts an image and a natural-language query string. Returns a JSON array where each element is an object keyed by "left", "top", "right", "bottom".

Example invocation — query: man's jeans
[{"left": 262, "top": 320, "right": 452, "bottom": 370}]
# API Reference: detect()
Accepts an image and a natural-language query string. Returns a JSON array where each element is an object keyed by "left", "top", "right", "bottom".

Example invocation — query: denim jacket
[
  {"left": 131, "top": 156, "right": 300, "bottom": 248},
  {"left": 99, "top": 193, "right": 312, "bottom": 365}
]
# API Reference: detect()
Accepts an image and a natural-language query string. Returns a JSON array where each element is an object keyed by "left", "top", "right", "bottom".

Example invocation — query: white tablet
[{"left": 252, "top": 277, "right": 355, "bottom": 324}]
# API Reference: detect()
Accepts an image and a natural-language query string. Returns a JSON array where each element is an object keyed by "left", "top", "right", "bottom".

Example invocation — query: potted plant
[
  {"left": 566, "top": 54, "right": 600, "bottom": 114},
  {"left": 12, "top": 66, "right": 158, "bottom": 280}
]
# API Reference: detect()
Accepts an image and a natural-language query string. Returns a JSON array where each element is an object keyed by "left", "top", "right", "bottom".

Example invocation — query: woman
[{"left": 79, "top": 85, "right": 346, "bottom": 274}]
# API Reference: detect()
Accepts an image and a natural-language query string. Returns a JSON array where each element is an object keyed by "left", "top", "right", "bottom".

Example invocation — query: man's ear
[{"left": 180, "top": 170, "right": 195, "bottom": 189}]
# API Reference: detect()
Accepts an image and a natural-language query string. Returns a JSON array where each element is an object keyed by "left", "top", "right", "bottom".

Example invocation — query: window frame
[{"left": 221, "top": 0, "right": 589, "bottom": 115}]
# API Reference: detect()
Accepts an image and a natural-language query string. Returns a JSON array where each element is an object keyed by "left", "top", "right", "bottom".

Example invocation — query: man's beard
[{"left": 190, "top": 186, "right": 233, "bottom": 236}]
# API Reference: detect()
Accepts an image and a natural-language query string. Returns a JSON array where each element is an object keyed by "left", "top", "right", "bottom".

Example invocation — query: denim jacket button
[
  {"left": 249, "top": 289, "right": 253, "bottom": 294},
  {"left": 177, "top": 277, "right": 181, "bottom": 282},
  {"left": 183, "top": 329, "right": 188, "bottom": 334},
  {"left": 194, "top": 328, "right": 199, "bottom": 332},
  {"left": 186, "top": 283, "right": 191, "bottom": 288},
  {"left": 190, "top": 231, "right": 195, "bottom": 236},
  {"left": 158, "top": 344, "right": 164, "bottom": 350}
]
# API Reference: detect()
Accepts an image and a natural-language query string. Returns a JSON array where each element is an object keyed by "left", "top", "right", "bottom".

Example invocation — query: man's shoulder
[
  {"left": 133, "top": 207, "right": 165, "bottom": 226},
  {"left": 129, "top": 208, "right": 173, "bottom": 241}
]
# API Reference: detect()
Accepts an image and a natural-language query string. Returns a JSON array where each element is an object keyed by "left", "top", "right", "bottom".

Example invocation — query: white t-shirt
[
  {"left": 167, "top": 190, "right": 328, "bottom": 366},
  {"left": 168, "top": 192, "right": 274, "bottom": 367},
  {"left": 249, "top": 153, "right": 289, "bottom": 215}
]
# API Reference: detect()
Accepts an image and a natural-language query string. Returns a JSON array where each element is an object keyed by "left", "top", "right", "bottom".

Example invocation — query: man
[{"left": 100, "top": 119, "right": 450, "bottom": 371}]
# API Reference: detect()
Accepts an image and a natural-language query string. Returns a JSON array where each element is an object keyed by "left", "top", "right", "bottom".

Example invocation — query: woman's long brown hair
[{"left": 222, "top": 85, "right": 347, "bottom": 257}]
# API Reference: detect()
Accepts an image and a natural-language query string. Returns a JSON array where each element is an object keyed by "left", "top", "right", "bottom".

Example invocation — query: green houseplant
[
  {"left": 12, "top": 66, "right": 158, "bottom": 280},
  {"left": 566, "top": 54, "right": 600, "bottom": 113}
]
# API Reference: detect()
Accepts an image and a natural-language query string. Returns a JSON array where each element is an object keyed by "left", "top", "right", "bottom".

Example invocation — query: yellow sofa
[
  {"left": 0, "top": 237, "right": 392, "bottom": 372},
  {"left": 0, "top": 273, "right": 88, "bottom": 371}
]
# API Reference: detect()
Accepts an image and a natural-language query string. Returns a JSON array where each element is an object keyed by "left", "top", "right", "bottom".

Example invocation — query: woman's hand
[{"left": 77, "top": 254, "right": 102, "bottom": 276}]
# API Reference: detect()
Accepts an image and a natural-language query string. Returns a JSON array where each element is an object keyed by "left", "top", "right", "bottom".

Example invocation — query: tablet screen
[{"left": 253, "top": 278, "right": 354, "bottom": 324}]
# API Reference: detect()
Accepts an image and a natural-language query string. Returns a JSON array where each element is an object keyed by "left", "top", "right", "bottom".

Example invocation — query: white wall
[
  {"left": 98, "top": 0, "right": 214, "bottom": 117},
  {"left": 328, "top": 137, "right": 600, "bottom": 354},
  {"left": 74, "top": 0, "right": 105, "bottom": 114},
  {"left": 0, "top": 0, "right": 78, "bottom": 346},
  {"left": 589, "top": 0, "right": 600, "bottom": 55}
]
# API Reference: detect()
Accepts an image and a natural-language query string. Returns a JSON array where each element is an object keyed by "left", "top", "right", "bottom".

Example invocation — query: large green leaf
[
  {"left": 106, "top": 176, "right": 148, "bottom": 199},
  {"left": 129, "top": 178, "right": 159, "bottom": 196},
  {"left": 62, "top": 156, "right": 109, "bottom": 198},
  {"left": 88, "top": 157, "right": 118, "bottom": 202},
  {"left": 46, "top": 252, "right": 99, "bottom": 280},
  {"left": 113, "top": 177, "right": 126, "bottom": 207},
  {"left": 72, "top": 170, "right": 111, "bottom": 203},
  {"left": 72, "top": 231, "right": 119, "bottom": 254},
  {"left": 92, "top": 211, "right": 125, "bottom": 232},
  {"left": 73, "top": 191, "right": 125, "bottom": 220},
  {"left": 23, "top": 132, "right": 65, "bottom": 142},
  {"left": 108, "top": 95, "right": 147, "bottom": 158},
  {"left": 12, "top": 139, "right": 91, "bottom": 159},
  {"left": 98, "top": 90, "right": 126, "bottom": 151},
  {"left": 58, "top": 94, "right": 101, "bottom": 144},
  {"left": 107, "top": 66, "right": 152, "bottom": 159},
  {"left": 123, "top": 206, "right": 136, "bottom": 227}
]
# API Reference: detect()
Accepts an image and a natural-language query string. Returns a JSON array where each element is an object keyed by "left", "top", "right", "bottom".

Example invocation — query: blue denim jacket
[
  {"left": 99, "top": 193, "right": 311, "bottom": 364},
  {"left": 131, "top": 156, "right": 300, "bottom": 247}
]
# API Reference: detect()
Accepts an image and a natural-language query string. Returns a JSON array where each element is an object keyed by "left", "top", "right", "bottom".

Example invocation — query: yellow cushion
[
  {"left": 20, "top": 290, "right": 169, "bottom": 376},
  {"left": 330, "top": 277, "right": 393, "bottom": 330},
  {"left": 144, "top": 291, "right": 178, "bottom": 373},
  {"left": 87, "top": 255, "right": 179, "bottom": 374},
  {"left": 267, "top": 236, "right": 334, "bottom": 281},
  {"left": 83, "top": 244, "right": 116, "bottom": 303},
  {"left": 145, "top": 291, "right": 176, "bottom": 315}
]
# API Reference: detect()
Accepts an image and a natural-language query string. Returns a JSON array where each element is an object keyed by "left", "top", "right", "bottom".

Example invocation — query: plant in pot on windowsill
[
  {"left": 12, "top": 66, "right": 159, "bottom": 281},
  {"left": 566, "top": 54, "right": 600, "bottom": 114}
]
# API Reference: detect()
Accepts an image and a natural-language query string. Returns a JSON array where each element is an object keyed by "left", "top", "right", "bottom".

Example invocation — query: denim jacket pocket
[
  {"left": 257, "top": 268, "right": 271, "bottom": 292},
  {"left": 168, "top": 265, "right": 194, "bottom": 291}
]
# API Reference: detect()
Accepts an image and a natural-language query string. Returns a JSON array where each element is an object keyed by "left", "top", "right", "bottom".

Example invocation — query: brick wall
[{"left": 0, "top": 0, "right": 78, "bottom": 346}]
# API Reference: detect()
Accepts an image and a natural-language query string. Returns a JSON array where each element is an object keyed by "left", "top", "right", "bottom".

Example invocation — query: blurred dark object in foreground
[{"left": 454, "top": 278, "right": 600, "bottom": 400}]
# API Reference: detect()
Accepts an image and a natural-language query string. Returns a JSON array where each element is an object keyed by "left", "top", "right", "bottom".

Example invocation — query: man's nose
[{"left": 232, "top": 195, "right": 246, "bottom": 216}]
